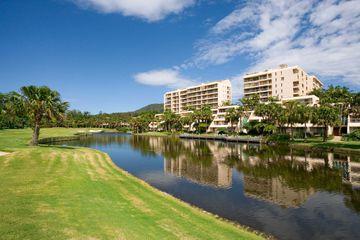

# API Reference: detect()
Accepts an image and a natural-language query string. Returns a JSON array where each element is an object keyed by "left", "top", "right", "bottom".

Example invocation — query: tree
[
  {"left": 311, "top": 105, "right": 340, "bottom": 142},
  {"left": 283, "top": 101, "right": 299, "bottom": 139},
  {"left": 312, "top": 85, "right": 352, "bottom": 128},
  {"left": 254, "top": 98, "right": 284, "bottom": 134},
  {"left": 191, "top": 105, "right": 213, "bottom": 133},
  {"left": 240, "top": 95, "right": 260, "bottom": 112},
  {"left": 0, "top": 92, "right": 28, "bottom": 129},
  {"left": 133, "top": 112, "right": 156, "bottom": 133},
  {"left": 350, "top": 92, "right": 360, "bottom": 118},
  {"left": 21, "top": 86, "right": 68, "bottom": 145},
  {"left": 162, "top": 110, "right": 179, "bottom": 131},
  {"left": 225, "top": 106, "right": 245, "bottom": 133},
  {"left": 179, "top": 115, "right": 192, "bottom": 132},
  {"left": 296, "top": 104, "right": 312, "bottom": 139}
]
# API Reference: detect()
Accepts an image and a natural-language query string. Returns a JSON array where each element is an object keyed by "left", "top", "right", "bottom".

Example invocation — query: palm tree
[
  {"left": 284, "top": 101, "right": 299, "bottom": 140},
  {"left": 311, "top": 105, "right": 340, "bottom": 142},
  {"left": 191, "top": 105, "right": 213, "bottom": 133},
  {"left": 179, "top": 116, "right": 192, "bottom": 132},
  {"left": 0, "top": 92, "right": 27, "bottom": 129},
  {"left": 312, "top": 85, "right": 353, "bottom": 131},
  {"left": 21, "top": 86, "right": 68, "bottom": 145},
  {"left": 163, "top": 109, "right": 179, "bottom": 131},
  {"left": 296, "top": 104, "right": 312, "bottom": 139},
  {"left": 225, "top": 106, "right": 245, "bottom": 133},
  {"left": 240, "top": 95, "right": 260, "bottom": 112},
  {"left": 350, "top": 92, "right": 360, "bottom": 118}
]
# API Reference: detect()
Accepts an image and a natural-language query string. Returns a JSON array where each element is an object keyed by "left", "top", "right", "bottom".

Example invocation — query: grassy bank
[
  {"left": 0, "top": 128, "right": 114, "bottom": 151},
  {"left": 0, "top": 128, "right": 263, "bottom": 240},
  {"left": 291, "top": 139, "right": 360, "bottom": 154},
  {"left": 133, "top": 131, "right": 176, "bottom": 137}
]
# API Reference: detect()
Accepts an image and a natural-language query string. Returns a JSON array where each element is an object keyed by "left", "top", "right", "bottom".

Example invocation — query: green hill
[{"left": 135, "top": 103, "right": 163, "bottom": 113}]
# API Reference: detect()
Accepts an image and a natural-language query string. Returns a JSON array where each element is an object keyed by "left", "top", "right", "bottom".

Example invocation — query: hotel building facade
[
  {"left": 163, "top": 80, "right": 232, "bottom": 114},
  {"left": 243, "top": 64, "right": 323, "bottom": 101},
  {"left": 156, "top": 64, "right": 358, "bottom": 134}
]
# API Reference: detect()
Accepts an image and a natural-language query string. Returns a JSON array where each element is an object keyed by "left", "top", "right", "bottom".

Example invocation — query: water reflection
[
  {"left": 65, "top": 133, "right": 360, "bottom": 239},
  {"left": 125, "top": 136, "right": 359, "bottom": 208}
]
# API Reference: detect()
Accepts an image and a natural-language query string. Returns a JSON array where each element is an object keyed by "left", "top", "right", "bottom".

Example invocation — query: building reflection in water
[
  {"left": 92, "top": 135, "right": 359, "bottom": 212},
  {"left": 163, "top": 153, "right": 232, "bottom": 188},
  {"left": 243, "top": 176, "right": 315, "bottom": 208}
]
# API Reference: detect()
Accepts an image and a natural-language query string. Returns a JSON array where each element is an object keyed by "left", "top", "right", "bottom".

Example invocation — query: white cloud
[
  {"left": 211, "top": 4, "right": 257, "bottom": 34},
  {"left": 73, "top": 0, "right": 195, "bottom": 21},
  {"left": 134, "top": 68, "right": 196, "bottom": 89},
  {"left": 191, "top": 0, "right": 360, "bottom": 94}
]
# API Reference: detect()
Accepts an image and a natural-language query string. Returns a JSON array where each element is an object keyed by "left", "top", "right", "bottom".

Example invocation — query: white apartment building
[
  {"left": 243, "top": 64, "right": 323, "bottom": 102},
  {"left": 348, "top": 115, "right": 360, "bottom": 133},
  {"left": 164, "top": 80, "right": 232, "bottom": 114},
  {"left": 208, "top": 95, "right": 320, "bottom": 133}
]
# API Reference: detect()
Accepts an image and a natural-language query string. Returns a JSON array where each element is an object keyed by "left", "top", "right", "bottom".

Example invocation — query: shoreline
[
  {"left": 133, "top": 132, "right": 360, "bottom": 155},
  {"left": 179, "top": 133, "right": 263, "bottom": 143},
  {"left": 95, "top": 150, "right": 271, "bottom": 240},
  {"left": 0, "top": 128, "right": 266, "bottom": 239},
  {"left": 38, "top": 135, "right": 270, "bottom": 239},
  {"left": 290, "top": 142, "right": 360, "bottom": 155}
]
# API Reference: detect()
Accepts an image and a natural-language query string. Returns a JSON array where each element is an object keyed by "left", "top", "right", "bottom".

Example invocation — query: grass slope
[
  {"left": 291, "top": 137, "right": 360, "bottom": 153},
  {"left": 0, "top": 128, "right": 263, "bottom": 240}
]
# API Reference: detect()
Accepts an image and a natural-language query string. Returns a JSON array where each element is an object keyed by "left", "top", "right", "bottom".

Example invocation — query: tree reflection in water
[
  {"left": 127, "top": 135, "right": 360, "bottom": 211},
  {"left": 63, "top": 133, "right": 360, "bottom": 212}
]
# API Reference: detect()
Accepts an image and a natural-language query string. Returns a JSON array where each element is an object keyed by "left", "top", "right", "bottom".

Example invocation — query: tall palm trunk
[
  {"left": 31, "top": 121, "right": 40, "bottom": 146},
  {"left": 304, "top": 122, "right": 307, "bottom": 140},
  {"left": 239, "top": 117, "right": 242, "bottom": 133}
]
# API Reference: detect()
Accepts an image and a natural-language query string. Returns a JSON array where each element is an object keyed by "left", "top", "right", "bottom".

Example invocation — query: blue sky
[{"left": 1, "top": 0, "right": 359, "bottom": 113}]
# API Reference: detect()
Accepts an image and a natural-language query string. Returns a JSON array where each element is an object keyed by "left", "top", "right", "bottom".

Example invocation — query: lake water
[{"left": 59, "top": 133, "right": 360, "bottom": 240}]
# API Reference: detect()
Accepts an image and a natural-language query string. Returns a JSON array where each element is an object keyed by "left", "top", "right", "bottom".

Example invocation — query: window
[{"left": 281, "top": 77, "right": 284, "bottom": 81}]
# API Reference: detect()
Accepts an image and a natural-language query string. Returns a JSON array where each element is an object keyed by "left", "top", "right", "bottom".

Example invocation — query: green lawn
[
  {"left": 291, "top": 137, "right": 360, "bottom": 152},
  {"left": 0, "top": 128, "right": 263, "bottom": 240},
  {"left": 133, "top": 131, "right": 176, "bottom": 137}
]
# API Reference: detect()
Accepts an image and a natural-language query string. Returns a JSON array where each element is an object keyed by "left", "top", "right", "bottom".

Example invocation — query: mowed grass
[
  {"left": 292, "top": 137, "right": 360, "bottom": 152},
  {"left": 0, "top": 128, "right": 263, "bottom": 240},
  {"left": 134, "top": 131, "right": 175, "bottom": 137},
  {"left": 0, "top": 128, "right": 108, "bottom": 151}
]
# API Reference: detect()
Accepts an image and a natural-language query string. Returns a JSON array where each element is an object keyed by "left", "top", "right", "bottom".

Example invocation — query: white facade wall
[
  {"left": 164, "top": 80, "right": 232, "bottom": 114},
  {"left": 244, "top": 64, "right": 324, "bottom": 102}
]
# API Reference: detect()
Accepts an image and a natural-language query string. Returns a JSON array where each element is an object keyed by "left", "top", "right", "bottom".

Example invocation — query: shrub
[
  {"left": 116, "top": 126, "right": 130, "bottom": 133},
  {"left": 243, "top": 121, "right": 261, "bottom": 135},
  {"left": 266, "top": 134, "right": 290, "bottom": 143},
  {"left": 217, "top": 127, "right": 228, "bottom": 135},
  {"left": 343, "top": 130, "right": 360, "bottom": 141}
]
